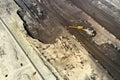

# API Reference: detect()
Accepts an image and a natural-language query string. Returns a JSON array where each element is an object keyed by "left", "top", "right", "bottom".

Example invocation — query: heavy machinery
[
  {"left": 14, "top": 0, "right": 120, "bottom": 80},
  {"left": 14, "top": 0, "right": 120, "bottom": 43},
  {"left": 15, "top": 0, "right": 98, "bottom": 44},
  {"left": 68, "top": 26, "right": 96, "bottom": 37},
  {"left": 68, "top": 26, "right": 84, "bottom": 30}
]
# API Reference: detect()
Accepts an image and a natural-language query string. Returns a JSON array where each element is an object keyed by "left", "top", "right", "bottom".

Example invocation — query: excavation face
[
  {"left": 15, "top": 0, "right": 94, "bottom": 43},
  {"left": 15, "top": 0, "right": 64, "bottom": 43},
  {"left": 14, "top": 0, "right": 120, "bottom": 80}
]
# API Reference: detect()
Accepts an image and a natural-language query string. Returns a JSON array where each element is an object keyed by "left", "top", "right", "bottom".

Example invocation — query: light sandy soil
[{"left": 25, "top": 29, "right": 111, "bottom": 80}]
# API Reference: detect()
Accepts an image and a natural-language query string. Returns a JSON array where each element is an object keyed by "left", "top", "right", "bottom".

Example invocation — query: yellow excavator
[
  {"left": 68, "top": 25, "right": 84, "bottom": 30},
  {"left": 69, "top": 25, "right": 96, "bottom": 37}
]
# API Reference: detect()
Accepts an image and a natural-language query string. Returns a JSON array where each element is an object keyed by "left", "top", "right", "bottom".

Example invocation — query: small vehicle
[{"left": 84, "top": 28, "right": 96, "bottom": 37}]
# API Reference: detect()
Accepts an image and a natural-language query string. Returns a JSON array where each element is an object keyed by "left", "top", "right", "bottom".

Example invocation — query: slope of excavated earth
[{"left": 24, "top": 29, "right": 112, "bottom": 80}]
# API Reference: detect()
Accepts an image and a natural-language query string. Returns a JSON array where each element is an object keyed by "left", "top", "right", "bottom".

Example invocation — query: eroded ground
[{"left": 0, "top": 0, "right": 118, "bottom": 80}]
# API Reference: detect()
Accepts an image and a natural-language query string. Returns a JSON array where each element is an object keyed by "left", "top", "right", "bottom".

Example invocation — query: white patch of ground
[
  {"left": 0, "top": 21, "right": 43, "bottom": 80},
  {"left": 85, "top": 13, "right": 120, "bottom": 49}
]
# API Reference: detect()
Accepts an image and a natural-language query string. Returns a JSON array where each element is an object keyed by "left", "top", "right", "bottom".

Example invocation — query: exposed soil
[{"left": 23, "top": 29, "right": 111, "bottom": 80}]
